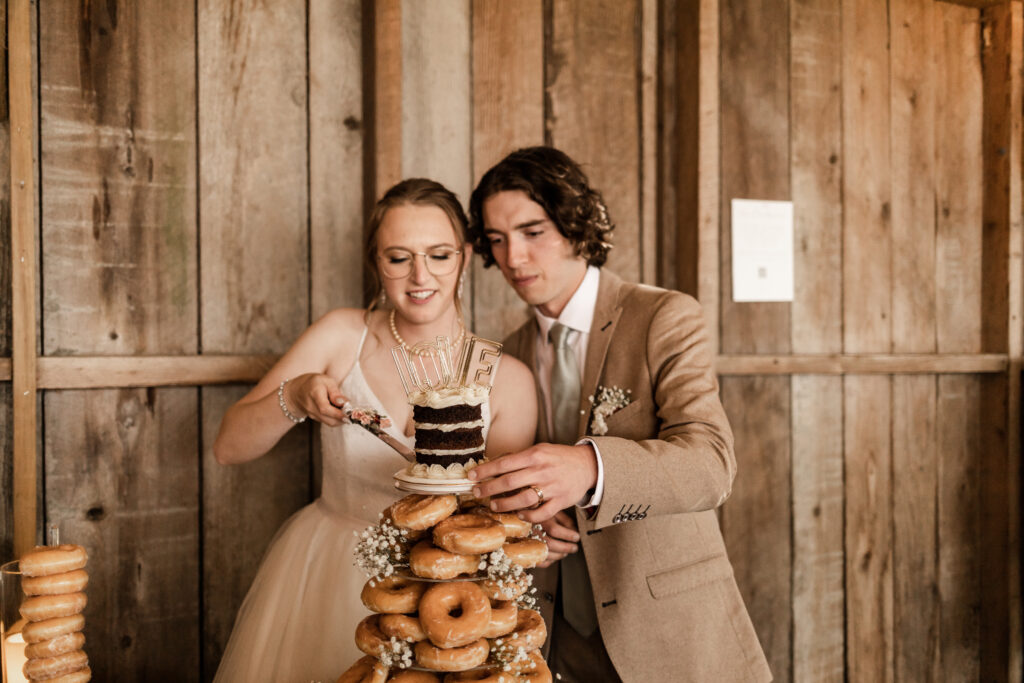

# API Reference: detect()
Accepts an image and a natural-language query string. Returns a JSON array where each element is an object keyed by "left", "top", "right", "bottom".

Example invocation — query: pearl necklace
[{"left": 389, "top": 308, "right": 465, "bottom": 357}]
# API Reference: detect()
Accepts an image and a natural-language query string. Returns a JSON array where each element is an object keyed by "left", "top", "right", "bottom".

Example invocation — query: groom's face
[{"left": 481, "top": 190, "right": 588, "bottom": 318}]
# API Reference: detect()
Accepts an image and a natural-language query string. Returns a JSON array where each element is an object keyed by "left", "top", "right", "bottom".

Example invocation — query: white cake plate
[{"left": 393, "top": 468, "right": 476, "bottom": 494}]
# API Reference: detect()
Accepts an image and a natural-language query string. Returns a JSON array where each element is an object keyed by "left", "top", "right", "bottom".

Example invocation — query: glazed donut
[
  {"left": 443, "top": 669, "right": 514, "bottom": 683},
  {"left": 433, "top": 515, "right": 506, "bottom": 555},
  {"left": 41, "top": 667, "right": 92, "bottom": 683},
  {"left": 471, "top": 508, "right": 532, "bottom": 539},
  {"left": 482, "top": 599, "right": 517, "bottom": 639},
  {"left": 22, "top": 614, "right": 85, "bottom": 644},
  {"left": 387, "top": 671, "right": 442, "bottom": 682},
  {"left": 391, "top": 495, "right": 458, "bottom": 531},
  {"left": 20, "top": 592, "right": 87, "bottom": 622},
  {"left": 22, "top": 569, "right": 89, "bottom": 597},
  {"left": 418, "top": 581, "right": 491, "bottom": 648},
  {"left": 409, "top": 542, "right": 480, "bottom": 580},
  {"left": 479, "top": 575, "right": 529, "bottom": 601},
  {"left": 24, "top": 631, "right": 85, "bottom": 660},
  {"left": 516, "top": 661, "right": 552, "bottom": 683},
  {"left": 19, "top": 545, "right": 88, "bottom": 578},
  {"left": 22, "top": 649, "right": 88, "bottom": 681},
  {"left": 361, "top": 575, "right": 428, "bottom": 614},
  {"left": 379, "top": 613, "right": 427, "bottom": 642},
  {"left": 354, "top": 614, "right": 390, "bottom": 658},
  {"left": 414, "top": 638, "right": 489, "bottom": 672},
  {"left": 493, "top": 610, "right": 546, "bottom": 652},
  {"left": 337, "top": 655, "right": 389, "bottom": 683},
  {"left": 501, "top": 539, "right": 547, "bottom": 569}
]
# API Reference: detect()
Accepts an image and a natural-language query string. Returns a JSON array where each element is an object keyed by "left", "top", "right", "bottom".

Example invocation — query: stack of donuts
[
  {"left": 339, "top": 494, "right": 552, "bottom": 683},
  {"left": 18, "top": 544, "right": 91, "bottom": 682}
]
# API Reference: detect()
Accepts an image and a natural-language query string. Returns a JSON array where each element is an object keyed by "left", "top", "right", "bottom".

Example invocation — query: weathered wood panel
[
  {"left": 45, "top": 388, "right": 200, "bottom": 680},
  {"left": 936, "top": 3, "right": 983, "bottom": 355},
  {"left": 938, "top": 375, "right": 981, "bottom": 679},
  {"left": 548, "top": 0, "right": 641, "bottom": 283},
  {"left": 890, "top": 0, "right": 936, "bottom": 354},
  {"left": 469, "top": 0, "right": 542, "bottom": 341},
  {"left": 0, "top": 0, "right": 12, "bottom": 564},
  {"left": 40, "top": 3, "right": 197, "bottom": 356},
  {"left": 197, "top": 1, "right": 312, "bottom": 677},
  {"left": 309, "top": 0, "right": 364, "bottom": 319},
  {"left": 720, "top": 0, "right": 790, "bottom": 355},
  {"left": 38, "top": 2, "right": 200, "bottom": 680},
  {"left": 791, "top": 376, "right": 844, "bottom": 682},
  {"left": 844, "top": 375, "right": 894, "bottom": 683},
  {"left": 721, "top": 376, "right": 792, "bottom": 682},
  {"left": 892, "top": 375, "right": 939, "bottom": 681},
  {"left": 842, "top": 0, "right": 891, "bottom": 354},
  {"left": 401, "top": 0, "right": 471, "bottom": 202}
]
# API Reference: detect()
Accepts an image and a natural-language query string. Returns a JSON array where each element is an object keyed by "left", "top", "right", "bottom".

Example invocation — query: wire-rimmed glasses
[{"left": 378, "top": 247, "right": 461, "bottom": 279}]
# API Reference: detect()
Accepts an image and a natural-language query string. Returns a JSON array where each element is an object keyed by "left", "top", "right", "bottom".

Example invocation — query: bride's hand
[
  {"left": 282, "top": 373, "right": 349, "bottom": 426},
  {"left": 538, "top": 511, "right": 580, "bottom": 567}
]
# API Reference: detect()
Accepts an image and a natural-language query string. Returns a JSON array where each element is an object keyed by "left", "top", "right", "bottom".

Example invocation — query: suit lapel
[{"left": 577, "top": 270, "right": 624, "bottom": 438}]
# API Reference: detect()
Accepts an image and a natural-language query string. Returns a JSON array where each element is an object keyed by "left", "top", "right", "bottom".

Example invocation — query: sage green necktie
[{"left": 549, "top": 323, "right": 599, "bottom": 637}]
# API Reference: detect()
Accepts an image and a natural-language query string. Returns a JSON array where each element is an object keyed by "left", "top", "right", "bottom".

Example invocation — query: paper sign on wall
[{"left": 731, "top": 199, "right": 794, "bottom": 302}]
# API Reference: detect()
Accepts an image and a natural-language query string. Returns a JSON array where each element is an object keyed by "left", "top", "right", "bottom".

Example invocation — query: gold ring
[{"left": 528, "top": 485, "right": 545, "bottom": 504}]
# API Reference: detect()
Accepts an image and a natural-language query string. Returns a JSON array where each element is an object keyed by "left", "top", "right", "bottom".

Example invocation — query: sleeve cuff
[{"left": 574, "top": 438, "right": 605, "bottom": 509}]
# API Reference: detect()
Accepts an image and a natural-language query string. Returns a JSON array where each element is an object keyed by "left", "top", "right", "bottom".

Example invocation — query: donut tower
[
  {"left": 338, "top": 337, "right": 555, "bottom": 682},
  {"left": 17, "top": 544, "right": 91, "bottom": 682},
  {"left": 343, "top": 494, "right": 553, "bottom": 683}
]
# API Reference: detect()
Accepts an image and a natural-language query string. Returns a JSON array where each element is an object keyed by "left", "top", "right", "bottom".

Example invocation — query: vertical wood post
[{"left": 9, "top": 0, "right": 36, "bottom": 559}]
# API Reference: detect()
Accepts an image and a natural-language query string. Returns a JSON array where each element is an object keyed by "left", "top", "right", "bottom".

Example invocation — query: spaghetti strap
[{"left": 353, "top": 324, "right": 370, "bottom": 361}]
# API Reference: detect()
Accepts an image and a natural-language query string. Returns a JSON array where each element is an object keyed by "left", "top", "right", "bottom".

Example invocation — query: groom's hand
[
  {"left": 538, "top": 511, "right": 580, "bottom": 567},
  {"left": 468, "top": 443, "right": 598, "bottom": 523}
]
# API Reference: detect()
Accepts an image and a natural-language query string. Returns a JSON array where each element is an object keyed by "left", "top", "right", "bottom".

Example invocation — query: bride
[{"left": 211, "top": 178, "right": 537, "bottom": 682}]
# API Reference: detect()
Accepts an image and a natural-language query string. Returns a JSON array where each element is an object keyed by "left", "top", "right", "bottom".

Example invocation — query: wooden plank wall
[{"left": 1, "top": 1, "right": 1021, "bottom": 681}]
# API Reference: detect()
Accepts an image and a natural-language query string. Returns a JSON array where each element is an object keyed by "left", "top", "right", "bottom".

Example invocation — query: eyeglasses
[{"left": 378, "top": 247, "right": 462, "bottom": 279}]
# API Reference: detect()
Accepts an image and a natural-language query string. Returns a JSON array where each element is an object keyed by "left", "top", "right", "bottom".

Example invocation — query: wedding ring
[{"left": 529, "top": 485, "right": 545, "bottom": 505}]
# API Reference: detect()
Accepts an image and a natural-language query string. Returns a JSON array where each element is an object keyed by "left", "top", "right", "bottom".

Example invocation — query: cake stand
[{"left": 393, "top": 468, "right": 476, "bottom": 494}]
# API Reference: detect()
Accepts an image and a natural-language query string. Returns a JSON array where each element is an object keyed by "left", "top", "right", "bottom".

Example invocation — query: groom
[{"left": 466, "top": 147, "right": 771, "bottom": 682}]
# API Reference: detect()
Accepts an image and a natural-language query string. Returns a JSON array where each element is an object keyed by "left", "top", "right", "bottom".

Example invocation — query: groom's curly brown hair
[{"left": 468, "top": 146, "right": 615, "bottom": 268}]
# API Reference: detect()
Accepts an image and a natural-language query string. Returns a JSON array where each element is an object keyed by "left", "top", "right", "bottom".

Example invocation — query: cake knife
[{"left": 334, "top": 400, "right": 415, "bottom": 463}]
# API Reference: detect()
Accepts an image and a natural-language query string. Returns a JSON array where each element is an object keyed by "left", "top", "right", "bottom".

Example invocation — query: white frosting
[
  {"left": 408, "top": 459, "right": 480, "bottom": 479},
  {"left": 409, "top": 385, "right": 489, "bottom": 408},
  {"left": 414, "top": 419, "right": 486, "bottom": 432},
  {"left": 415, "top": 446, "right": 485, "bottom": 456}
]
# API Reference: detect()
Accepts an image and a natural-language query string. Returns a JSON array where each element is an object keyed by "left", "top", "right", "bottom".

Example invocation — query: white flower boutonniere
[{"left": 588, "top": 385, "right": 632, "bottom": 436}]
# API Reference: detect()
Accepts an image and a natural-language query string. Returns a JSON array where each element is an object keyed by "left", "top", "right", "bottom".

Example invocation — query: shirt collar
[{"left": 534, "top": 266, "right": 601, "bottom": 340}]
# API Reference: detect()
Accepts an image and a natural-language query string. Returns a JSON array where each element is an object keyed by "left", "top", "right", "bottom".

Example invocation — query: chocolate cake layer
[
  {"left": 414, "top": 428, "right": 485, "bottom": 450},
  {"left": 416, "top": 451, "right": 485, "bottom": 467},
  {"left": 413, "top": 403, "right": 482, "bottom": 424}
]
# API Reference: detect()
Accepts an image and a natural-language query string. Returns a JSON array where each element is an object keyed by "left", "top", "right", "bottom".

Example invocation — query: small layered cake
[{"left": 409, "top": 384, "right": 488, "bottom": 479}]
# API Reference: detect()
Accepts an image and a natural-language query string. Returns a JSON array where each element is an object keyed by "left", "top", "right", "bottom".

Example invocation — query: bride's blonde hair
[{"left": 364, "top": 178, "right": 470, "bottom": 321}]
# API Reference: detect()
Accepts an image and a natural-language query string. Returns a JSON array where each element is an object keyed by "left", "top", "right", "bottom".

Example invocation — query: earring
[
  {"left": 457, "top": 271, "right": 465, "bottom": 301},
  {"left": 378, "top": 289, "right": 387, "bottom": 306}
]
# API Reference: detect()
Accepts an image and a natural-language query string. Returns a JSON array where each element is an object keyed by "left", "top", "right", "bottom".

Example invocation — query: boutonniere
[{"left": 587, "top": 385, "right": 632, "bottom": 436}]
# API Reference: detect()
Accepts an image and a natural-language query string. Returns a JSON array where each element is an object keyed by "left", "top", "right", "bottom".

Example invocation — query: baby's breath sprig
[
  {"left": 353, "top": 515, "right": 410, "bottom": 580},
  {"left": 587, "top": 385, "right": 632, "bottom": 436},
  {"left": 378, "top": 636, "right": 414, "bottom": 669}
]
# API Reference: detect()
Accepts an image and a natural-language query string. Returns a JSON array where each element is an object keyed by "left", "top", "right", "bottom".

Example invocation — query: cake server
[{"left": 333, "top": 400, "right": 415, "bottom": 462}]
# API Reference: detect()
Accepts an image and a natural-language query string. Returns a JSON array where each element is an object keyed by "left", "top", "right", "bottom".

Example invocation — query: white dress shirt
[{"left": 533, "top": 265, "right": 605, "bottom": 508}]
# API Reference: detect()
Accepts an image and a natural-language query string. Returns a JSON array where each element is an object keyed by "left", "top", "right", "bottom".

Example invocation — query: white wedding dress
[{"left": 214, "top": 327, "right": 490, "bottom": 683}]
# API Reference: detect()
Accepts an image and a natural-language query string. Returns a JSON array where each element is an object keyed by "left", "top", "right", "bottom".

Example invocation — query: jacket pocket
[{"left": 645, "top": 553, "right": 734, "bottom": 599}]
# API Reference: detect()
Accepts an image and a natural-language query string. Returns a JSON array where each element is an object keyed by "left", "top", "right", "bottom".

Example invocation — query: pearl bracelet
[{"left": 278, "top": 379, "right": 306, "bottom": 424}]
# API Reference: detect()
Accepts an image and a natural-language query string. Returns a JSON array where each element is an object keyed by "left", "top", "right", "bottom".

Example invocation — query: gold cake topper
[{"left": 392, "top": 336, "right": 503, "bottom": 396}]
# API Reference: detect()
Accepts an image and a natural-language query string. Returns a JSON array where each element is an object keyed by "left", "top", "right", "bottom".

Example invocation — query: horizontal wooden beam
[
  {"left": 717, "top": 353, "right": 1008, "bottom": 375},
  {"left": 27, "top": 355, "right": 276, "bottom": 389},
  {"left": 0, "top": 353, "right": 1013, "bottom": 388}
]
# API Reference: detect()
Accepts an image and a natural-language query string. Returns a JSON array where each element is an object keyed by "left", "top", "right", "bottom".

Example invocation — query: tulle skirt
[{"left": 214, "top": 500, "right": 372, "bottom": 683}]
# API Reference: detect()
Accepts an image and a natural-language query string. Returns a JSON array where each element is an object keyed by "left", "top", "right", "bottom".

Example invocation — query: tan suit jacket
[{"left": 504, "top": 270, "right": 771, "bottom": 683}]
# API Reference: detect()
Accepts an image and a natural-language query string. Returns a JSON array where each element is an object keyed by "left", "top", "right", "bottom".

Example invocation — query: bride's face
[{"left": 376, "top": 203, "right": 468, "bottom": 326}]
